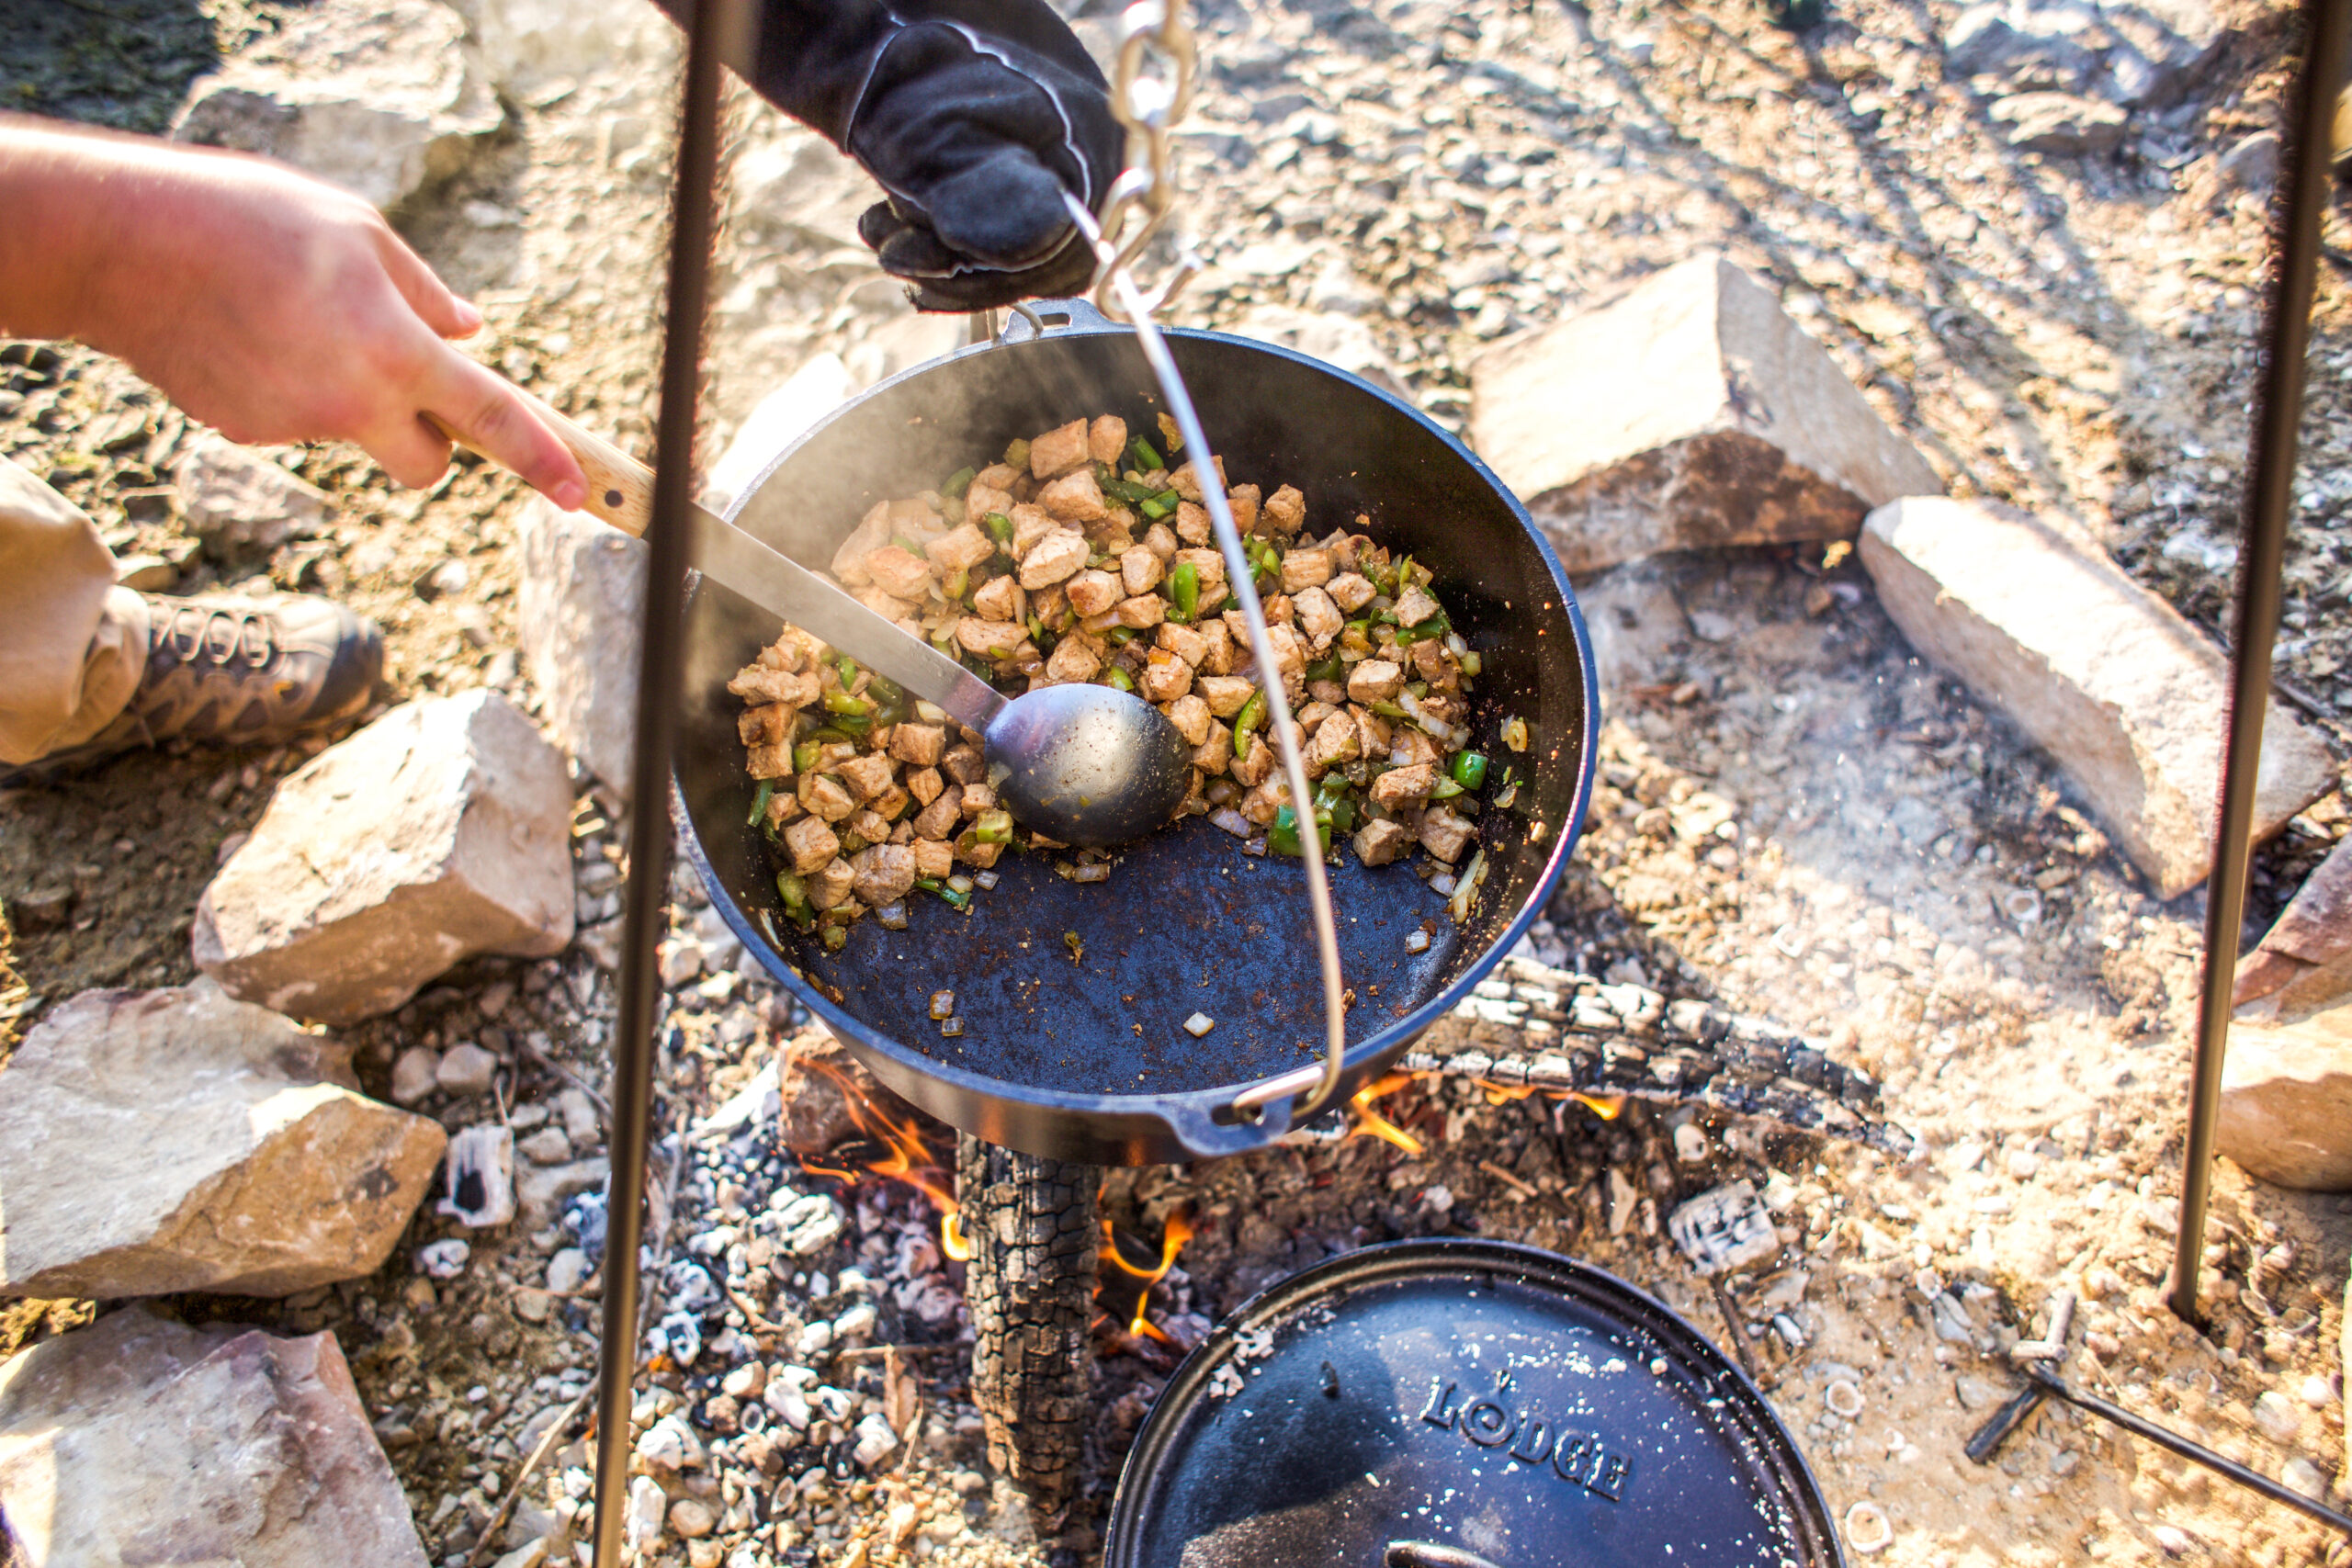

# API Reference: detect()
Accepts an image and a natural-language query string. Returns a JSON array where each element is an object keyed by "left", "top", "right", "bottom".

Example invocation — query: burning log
[{"left": 1395, "top": 957, "right": 1914, "bottom": 1157}]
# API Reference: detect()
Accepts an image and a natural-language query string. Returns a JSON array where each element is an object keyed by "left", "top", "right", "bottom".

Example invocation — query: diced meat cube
[
  {"left": 1306, "top": 712, "right": 1360, "bottom": 776},
  {"left": 783, "top": 817, "right": 842, "bottom": 875},
  {"left": 954, "top": 836, "right": 1005, "bottom": 870},
  {"left": 1353, "top": 818, "right": 1414, "bottom": 867},
  {"left": 1065, "top": 569, "right": 1121, "bottom": 617},
  {"left": 1170, "top": 456, "right": 1226, "bottom": 501},
  {"left": 851, "top": 846, "right": 912, "bottom": 907},
  {"left": 1157, "top": 621, "right": 1207, "bottom": 666},
  {"left": 830, "top": 500, "right": 894, "bottom": 585},
  {"left": 889, "top": 724, "right": 946, "bottom": 767},
  {"left": 727, "top": 667, "right": 818, "bottom": 707},
  {"left": 1308, "top": 680, "right": 1347, "bottom": 707},
  {"left": 1038, "top": 468, "right": 1107, "bottom": 523},
  {"left": 839, "top": 751, "right": 898, "bottom": 802},
  {"left": 1264, "top": 623, "right": 1306, "bottom": 681},
  {"left": 854, "top": 585, "right": 917, "bottom": 622},
  {"left": 1089, "top": 414, "right": 1127, "bottom": 467},
  {"left": 1280, "top": 548, "right": 1334, "bottom": 592},
  {"left": 1395, "top": 583, "right": 1441, "bottom": 627},
  {"left": 1391, "top": 728, "right": 1442, "bottom": 769},
  {"left": 1196, "top": 675, "right": 1256, "bottom": 717},
  {"left": 1239, "top": 778, "right": 1286, "bottom": 826},
  {"left": 848, "top": 807, "right": 893, "bottom": 843},
  {"left": 1140, "top": 648, "right": 1193, "bottom": 703},
  {"left": 971, "top": 573, "right": 1024, "bottom": 622},
  {"left": 1295, "top": 700, "right": 1340, "bottom": 733},
  {"left": 797, "top": 773, "right": 857, "bottom": 823},
  {"left": 864, "top": 545, "right": 935, "bottom": 602},
  {"left": 1010, "top": 503, "right": 1057, "bottom": 557},
  {"left": 1029, "top": 419, "right": 1091, "bottom": 479},
  {"left": 1144, "top": 521, "right": 1179, "bottom": 561},
  {"left": 1418, "top": 806, "right": 1476, "bottom": 863},
  {"left": 746, "top": 742, "right": 793, "bottom": 779},
  {"left": 1197, "top": 618, "right": 1235, "bottom": 675},
  {"left": 1327, "top": 571, "right": 1375, "bottom": 613},
  {"left": 1294, "top": 586, "right": 1343, "bottom": 650},
  {"left": 959, "top": 783, "right": 998, "bottom": 817},
  {"left": 913, "top": 788, "right": 963, "bottom": 840},
  {"left": 1418, "top": 692, "right": 1466, "bottom": 729},
  {"left": 1193, "top": 720, "right": 1232, "bottom": 774},
  {"left": 906, "top": 766, "right": 945, "bottom": 807},
  {"left": 1262, "top": 484, "right": 1306, "bottom": 536},
  {"left": 1033, "top": 583, "right": 1069, "bottom": 627},
  {"left": 809, "top": 740, "right": 859, "bottom": 773},
  {"left": 1411, "top": 637, "right": 1459, "bottom": 691},
  {"left": 1045, "top": 635, "right": 1102, "bottom": 684},
  {"left": 1120, "top": 546, "right": 1164, "bottom": 596},
  {"left": 941, "top": 744, "right": 988, "bottom": 785},
  {"left": 913, "top": 839, "right": 956, "bottom": 881},
  {"left": 1175, "top": 500, "right": 1210, "bottom": 546},
  {"left": 1226, "top": 484, "right": 1260, "bottom": 536},
  {"left": 1351, "top": 704, "right": 1392, "bottom": 760},
  {"left": 752, "top": 638, "right": 800, "bottom": 672},
  {"left": 956, "top": 616, "right": 1030, "bottom": 659},
  {"left": 808, "top": 856, "right": 857, "bottom": 910},
  {"left": 1348, "top": 659, "right": 1406, "bottom": 704},
  {"left": 764, "top": 789, "right": 804, "bottom": 829},
  {"left": 1162, "top": 693, "right": 1212, "bottom": 747},
  {"left": 962, "top": 483, "right": 1014, "bottom": 527},
  {"left": 1229, "top": 731, "right": 1274, "bottom": 786},
  {"left": 1018, "top": 530, "right": 1091, "bottom": 589},
  {"left": 739, "top": 704, "right": 793, "bottom": 746},
  {"left": 1114, "top": 594, "right": 1168, "bottom": 630},
  {"left": 1173, "top": 547, "right": 1225, "bottom": 585},
  {"left": 976, "top": 461, "right": 1020, "bottom": 490},
  {"left": 926, "top": 523, "right": 995, "bottom": 574},
  {"left": 1371, "top": 762, "right": 1436, "bottom": 809},
  {"left": 1262, "top": 593, "right": 1295, "bottom": 629},
  {"left": 868, "top": 783, "right": 910, "bottom": 822}
]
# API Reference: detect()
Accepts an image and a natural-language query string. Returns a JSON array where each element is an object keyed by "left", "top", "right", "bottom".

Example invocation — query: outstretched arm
[{"left": 0, "top": 118, "right": 585, "bottom": 508}]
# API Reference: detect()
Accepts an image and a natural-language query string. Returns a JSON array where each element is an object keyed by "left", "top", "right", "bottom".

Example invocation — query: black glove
[{"left": 661, "top": 0, "right": 1122, "bottom": 310}]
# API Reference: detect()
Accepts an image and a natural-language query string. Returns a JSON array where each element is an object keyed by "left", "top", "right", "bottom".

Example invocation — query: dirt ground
[{"left": 3, "top": 0, "right": 2350, "bottom": 1564}]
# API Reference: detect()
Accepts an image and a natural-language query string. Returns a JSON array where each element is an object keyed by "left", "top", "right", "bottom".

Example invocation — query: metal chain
[{"left": 1064, "top": 0, "right": 1351, "bottom": 1129}]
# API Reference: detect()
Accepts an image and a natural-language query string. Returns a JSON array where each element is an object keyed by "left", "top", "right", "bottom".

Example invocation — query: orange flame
[
  {"left": 1348, "top": 1073, "right": 1425, "bottom": 1156},
  {"left": 799, "top": 1058, "right": 962, "bottom": 1254},
  {"left": 1099, "top": 1210, "right": 1194, "bottom": 1340},
  {"left": 1569, "top": 1092, "right": 1627, "bottom": 1121}
]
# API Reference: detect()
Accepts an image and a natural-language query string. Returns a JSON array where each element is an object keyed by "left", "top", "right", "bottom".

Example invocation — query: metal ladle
[{"left": 435, "top": 385, "right": 1193, "bottom": 848}]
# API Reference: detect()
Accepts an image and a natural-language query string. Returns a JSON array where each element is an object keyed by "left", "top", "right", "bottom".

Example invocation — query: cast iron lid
[{"left": 1106, "top": 1239, "right": 1842, "bottom": 1568}]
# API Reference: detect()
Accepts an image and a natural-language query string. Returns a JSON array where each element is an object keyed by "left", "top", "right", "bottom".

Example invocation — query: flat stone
[
  {"left": 173, "top": 435, "right": 328, "bottom": 552},
  {"left": 458, "top": 0, "right": 676, "bottom": 99},
  {"left": 2218, "top": 1002, "right": 2352, "bottom": 1191},
  {"left": 193, "top": 691, "right": 575, "bottom": 1025},
  {"left": 1470, "top": 254, "right": 1941, "bottom": 573},
  {"left": 518, "top": 1156, "right": 610, "bottom": 1232},
  {"left": 435, "top": 1042, "right": 500, "bottom": 1096},
  {"left": 1988, "top": 92, "right": 2128, "bottom": 154},
  {"left": 0, "top": 983, "right": 445, "bottom": 1299},
  {"left": 0, "top": 1308, "right": 427, "bottom": 1566},
  {"left": 1860, "top": 498, "right": 2332, "bottom": 897},
  {"left": 514, "top": 495, "right": 646, "bottom": 799},
  {"left": 2235, "top": 834, "right": 2352, "bottom": 1016},
  {"left": 389, "top": 1044, "right": 442, "bottom": 1105},
  {"left": 775, "top": 1026, "right": 884, "bottom": 1157},
  {"left": 1945, "top": 0, "right": 2225, "bottom": 108},
  {"left": 170, "top": 0, "right": 501, "bottom": 211}
]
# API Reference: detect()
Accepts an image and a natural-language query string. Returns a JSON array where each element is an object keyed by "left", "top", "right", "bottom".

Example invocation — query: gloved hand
[{"left": 662, "top": 0, "right": 1122, "bottom": 310}]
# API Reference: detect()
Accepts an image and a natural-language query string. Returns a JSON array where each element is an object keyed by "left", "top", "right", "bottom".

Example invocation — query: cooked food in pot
[{"left": 729, "top": 412, "right": 1519, "bottom": 948}]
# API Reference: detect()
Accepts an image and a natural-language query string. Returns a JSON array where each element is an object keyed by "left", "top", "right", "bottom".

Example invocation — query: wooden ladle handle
[{"left": 423, "top": 383, "right": 657, "bottom": 537}]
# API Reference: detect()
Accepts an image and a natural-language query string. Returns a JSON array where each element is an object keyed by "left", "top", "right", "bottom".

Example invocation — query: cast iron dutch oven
[{"left": 674, "top": 304, "right": 1599, "bottom": 1165}]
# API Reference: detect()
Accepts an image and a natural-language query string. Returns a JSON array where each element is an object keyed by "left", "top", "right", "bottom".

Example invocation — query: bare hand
[{"left": 0, "top": 124, "right": 586, "bottom": 508}]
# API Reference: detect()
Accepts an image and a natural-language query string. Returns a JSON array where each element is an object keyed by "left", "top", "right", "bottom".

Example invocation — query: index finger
[{"left": 418, "top": 346, "right": 588, "bottom": 513}]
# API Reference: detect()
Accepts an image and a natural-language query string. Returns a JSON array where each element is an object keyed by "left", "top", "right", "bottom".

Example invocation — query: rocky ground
[{"left": 3, "top": 0, "right": 2352, "bottom": 1565}]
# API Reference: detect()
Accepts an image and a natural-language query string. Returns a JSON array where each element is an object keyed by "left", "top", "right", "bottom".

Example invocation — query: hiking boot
[{"left": 28, "top": 592, "right": 381, "bottom": 774}]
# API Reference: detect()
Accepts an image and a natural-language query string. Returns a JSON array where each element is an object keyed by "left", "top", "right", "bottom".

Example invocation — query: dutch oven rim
[{"left": 673, "top": 318, "right": 1600, "bottom": 1149}]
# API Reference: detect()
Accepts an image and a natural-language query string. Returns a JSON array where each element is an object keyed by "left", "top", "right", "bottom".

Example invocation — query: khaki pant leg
[{"left": 0, "top": 457, "right": 148, "bottom": 765}]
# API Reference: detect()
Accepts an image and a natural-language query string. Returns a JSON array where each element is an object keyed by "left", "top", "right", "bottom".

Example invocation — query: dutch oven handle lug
[
  {"left": 989, "top": 296, "right": 1121, "bottom": 345},
  {"left": 1385, "top": 1544, "right": 1505, "bottom": 1568},
  {"left": 1156, "top": 1086, "right": 1300, "bottom": 1161}
]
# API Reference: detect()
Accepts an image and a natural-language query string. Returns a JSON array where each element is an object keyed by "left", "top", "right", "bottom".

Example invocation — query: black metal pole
[
  {"left": 590, "top": 5, "right": 737, "bottom": 1561},
  {"left": 2170, "top": 0, "right": 2352, "bottom": 1325}
]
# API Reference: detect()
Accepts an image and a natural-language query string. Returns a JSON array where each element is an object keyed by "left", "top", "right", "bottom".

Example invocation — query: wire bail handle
[{"left": 1090, "top": 0, "right": 1205, "bottom": 321}]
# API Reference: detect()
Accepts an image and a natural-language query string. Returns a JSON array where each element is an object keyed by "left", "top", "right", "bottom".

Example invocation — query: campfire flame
[
  {"left": 797, "top": 1058, "right": 963, "bottom": 1256},
  {"left": 1348, "top": 1073, "right": 1425, "bottom": 1156},
  {"left": 1099, "top": 1210, "right": 1195, "bottom": 1340},
  {"left": 1570, "top": 1091, "right": 1627, "bottom": 1121}
]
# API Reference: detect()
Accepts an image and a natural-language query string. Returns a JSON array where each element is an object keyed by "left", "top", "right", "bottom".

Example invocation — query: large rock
[
  {"left": 193, "top": 690, "right": 574, "bottom": 1024},
  {"left": 0, "top": 1307, "right": 429, "bottom": 1566},
  {"left": 514, "top": 497, "right": 646, "bottom": 800},
  {"left": 1988, "top": 91, "right": 2129, "bottom": 154},
  {"left": 2218, "top": 1002, "right": 2352, "bottom": 1190},
  {"left": 446, "top": 0, "right": 675, "bottom": 99},
  {"left": 174, "top": 435, "right": 329, "bottom": 552},
  {"left": 170, "top": 0, "right": 502, "bottom": 211},
  {"left": 1860, "top": 499, "right": 2333, "bottom": 898},
  {"left": 1469, "top": 254, "right": 1941, "bottom": 574},
  {"left": 1945, "top": 0, "right": 2227, "bottom": 109},
  {"left": 2236, "top": 834, "right": 2352, "bottom": 1016},
  {"left": 0, "top": 984, "right": 445, "bottom": 1299}
]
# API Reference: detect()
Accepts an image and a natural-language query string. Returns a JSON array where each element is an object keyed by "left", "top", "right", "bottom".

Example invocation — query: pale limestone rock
[
  {"left": 2234, "top": 834, "right": 2352, "bottom": 1016},
  {"left": 704, "top": 355, "right": 856, "bottom": 513},
  {"left": 0, "top": 1307, "right": 427, "bottom": 1566},
  {"left": 193, "top": 691, "right": 574, "bottom": 1024},
  {"left": 173, "top": 436, "right": 328, "bottom": 551},
  {"left": 1860, "top": 498, "right": 2333, "bottom": 898},
  {"left": 170, "top": 1, "right": 501, "bottom": 211},
  {"left": 1470, "top": 254, "right": 1941, "bottom": 572},
  {"left": 1988, "top": 91, "right": 2128, "bottom": 154},
  {"left": 2218, "top": 1002, "right": 2352, "bottom": 1190},
  {"left": 0, "top": 984, "right": 445, "bottom": 1300},
  {"left": 514, "top": 494, "right": 645, "bottom": 798}
]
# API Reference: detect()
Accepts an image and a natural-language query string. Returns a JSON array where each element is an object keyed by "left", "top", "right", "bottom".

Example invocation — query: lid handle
[{"left": 1386, "top": 1545, "right": 1506, "bottom": 1568}]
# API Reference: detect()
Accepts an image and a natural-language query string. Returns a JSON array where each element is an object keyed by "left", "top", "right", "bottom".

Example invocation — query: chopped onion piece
[
  {"left": 1448, "top": 848, "right": 1489, "bottom": 923},
  {"left": 1443, "top": 632, "right": 1467, "bottom": 657},
  {"left": 914, "top": 700, "right": 950, "bottom": 723},
  {"left": 1404, "top": 929, "right": 1430, "bottom": 954},
  {"left": 876, "top": 901, "right": 910, "bottom": 931},
  {"left": 1430, "top": 873, "right": 1458, "bottom": 897},
  {"left": 929, "top": 989, "right": 956, "bottom": 1021},
  {"left": 1398, "top": 690, "right": 1469, "bottom": 750},
  {"left": 1209, "top": 807, "right": 1252, "bottom": 839},
  {"left": 946, "top": 874, "right": 975, "bottom": 895},
  {"left": 940, "top": 1016, "right": 967, "bottom": 1038},
  {"left": 1183, "top": 1012, "right": 1216, "bottom": 1037},
  {"left": 973, "top": 871, "right": 1001, "bottom": 890}
]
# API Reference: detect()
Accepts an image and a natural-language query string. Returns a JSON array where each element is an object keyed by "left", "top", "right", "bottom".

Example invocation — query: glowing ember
[
  {"left": 797, "top": 1058, "right": 963, "bottom": 1257},
  {"left": 1098, "top": 1210, "right": 1195, "bottom": 1340},
  {"left": 1347, "top": 1073, "right": 1425, "bottom": 1156},
  {"left": 1570, "top": 1091, "right": 1628, "bottom": 1121},
  {"left": 942, "top": 1211, "right": 971, "bottom": 1263}
]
